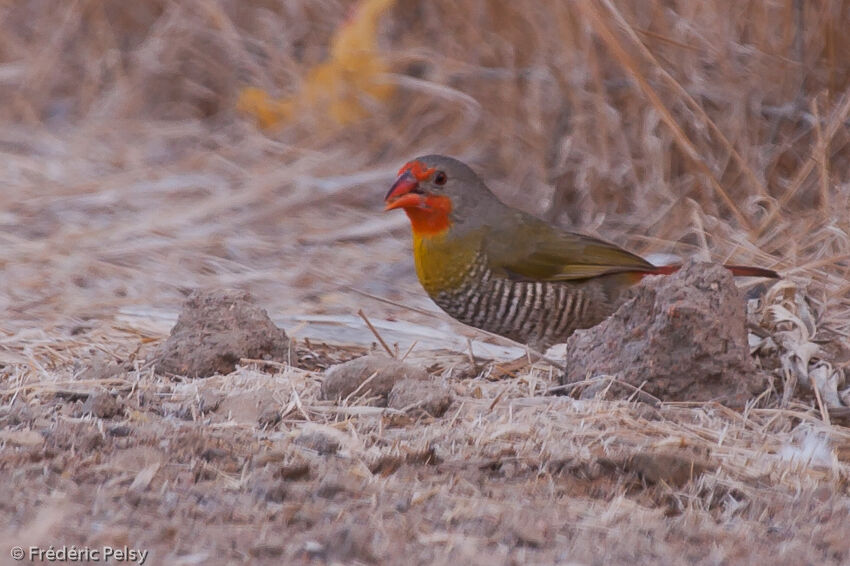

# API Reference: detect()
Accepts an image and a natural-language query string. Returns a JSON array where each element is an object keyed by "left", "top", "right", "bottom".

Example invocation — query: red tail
[
  {"left": 640, "top": 264, "right": 779, "bottom": 279},
  {"left": 721, "top": 264, "right": 780, "bottom": 278}
]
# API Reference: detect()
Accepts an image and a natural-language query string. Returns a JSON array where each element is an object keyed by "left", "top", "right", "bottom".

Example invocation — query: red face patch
[{"left": 398, "top": 160, "right": 436, "bottom": 181}]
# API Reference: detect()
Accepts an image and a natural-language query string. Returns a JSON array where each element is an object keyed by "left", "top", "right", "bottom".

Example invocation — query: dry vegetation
[{"left": 2, "top": 0, "right": 850, "bottom": 564}]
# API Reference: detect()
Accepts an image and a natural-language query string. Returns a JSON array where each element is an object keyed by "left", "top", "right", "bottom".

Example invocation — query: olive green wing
[{"left": 484, "top": 213, "right": 654, "bottom": 281}]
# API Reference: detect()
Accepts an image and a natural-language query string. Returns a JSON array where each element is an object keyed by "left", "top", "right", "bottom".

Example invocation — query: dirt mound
[
  {"left": 561, "top": 260, "right": 768, "bottom": 406},
  {"left": 320, "top": 354, "right": 429, "bottom": 405},
  {"left": 154, "top": 288, "right": 289, "bottom": 378}
]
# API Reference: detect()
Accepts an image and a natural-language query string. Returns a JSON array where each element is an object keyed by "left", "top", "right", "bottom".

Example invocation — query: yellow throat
[{"left": 412, "top": 230, "right": 481, "bottom": 297}]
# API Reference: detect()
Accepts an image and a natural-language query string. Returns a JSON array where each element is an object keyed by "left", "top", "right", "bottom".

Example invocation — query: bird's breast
[
  {"left": 412, "top": 231, "right": 483, "bottom": 296},
  {"left": 411, "top": 232, "right": 618, "bottom": 349}
]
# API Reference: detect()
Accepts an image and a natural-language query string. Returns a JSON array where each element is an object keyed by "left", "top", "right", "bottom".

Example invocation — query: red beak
[{"left": 384, "top": 171, "right": 425, "bottom": 211}]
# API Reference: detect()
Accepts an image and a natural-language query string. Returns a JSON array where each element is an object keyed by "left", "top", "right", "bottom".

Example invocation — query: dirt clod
[
  {"left": 295, "top": 430, "right": 341, "bottom": 455},
  {"left": 323, "top": 516, "right": 379, "bottom": 564},
  {"left": 258, "top": 407, "right": 281, "bottom": 428},
  {"left": 388, "top": 378, "right": 453, "bottom": 417},
  {"left": 0, "top": 403, "right": 34, "bottom": 427},
  {"left": 197, "top": 389, "right": 224, "bottom": 414},
  {"left": 77, "top": 392, "right": 123, "bottom": 419},
  {"left": 616, "top": 449, "right": 711, "bottom": 487},
  {"left": 320, "top": 354, "right": 429, "bottom": 404},
  {"left": 277, "top": 460, "right": 311, "bottom": 481},
  {"left": 316, "top": 470, "right": 364, "bottom": 499},
  {"left": 79, "top": 356, "right": 128, "bottom": 382},
  {"left": 107, "top": 425, "right": 132, "bottom": 437},
  {"left": 154, "top": 288, "right": 289, "bottom": 378},
  {"left": 561, "top": 261, "right": 768, "bottom": 405},
  {"left": 511, "top": 513, "right": 549, "bottom": 547}
]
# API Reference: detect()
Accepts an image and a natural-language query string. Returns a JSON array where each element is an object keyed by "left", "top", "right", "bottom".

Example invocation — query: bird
[{"left": 384, "top": 154, "right": 779, "bottom": 350}]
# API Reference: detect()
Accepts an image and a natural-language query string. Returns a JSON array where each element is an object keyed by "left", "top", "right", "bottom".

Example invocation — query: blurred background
[{"left": 2, "top": 0, "right": 849, "bottom": 343}]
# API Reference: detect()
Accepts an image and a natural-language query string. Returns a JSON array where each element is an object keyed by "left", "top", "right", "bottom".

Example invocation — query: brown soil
[
  {"left": 3, "top": 343, "right": 850, "bottom": 565},
  {"left": 2, "top": 284, "right": 849, "bottom": 565}
]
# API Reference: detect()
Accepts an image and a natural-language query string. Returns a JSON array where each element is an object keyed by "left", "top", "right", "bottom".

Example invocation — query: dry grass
[{"left": 2, "top": 1, "right": 850, "bottom": 564}]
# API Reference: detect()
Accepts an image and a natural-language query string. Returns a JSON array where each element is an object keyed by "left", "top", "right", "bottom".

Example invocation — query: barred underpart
[{"left": 432, "top": 252, "right": 613, "bottom": 349}]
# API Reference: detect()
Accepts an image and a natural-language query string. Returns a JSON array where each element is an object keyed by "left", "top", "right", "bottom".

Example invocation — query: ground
[
  {"left": 2, "top": 325, "right": 850, "bottom": 565},
  {"left": 1, "top": 139, "right": 848, "bottom": 562},
  {"left": 2, "top": 1, "right": 850, "bottom": 565}
]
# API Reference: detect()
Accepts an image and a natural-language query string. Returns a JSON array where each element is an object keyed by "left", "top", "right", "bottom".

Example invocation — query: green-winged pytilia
[{"left": 384, "top": 154, "right": 778, "bottom": 350}]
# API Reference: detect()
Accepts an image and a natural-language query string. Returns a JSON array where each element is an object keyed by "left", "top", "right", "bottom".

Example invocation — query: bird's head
[{"left": 384, "top": 154, "right": 493, "bottom": 237}]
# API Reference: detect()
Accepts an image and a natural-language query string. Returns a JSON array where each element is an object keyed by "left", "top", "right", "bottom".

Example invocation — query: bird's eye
[{"left": 434, "top": 171, "right": 447, "bottom": 186}]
